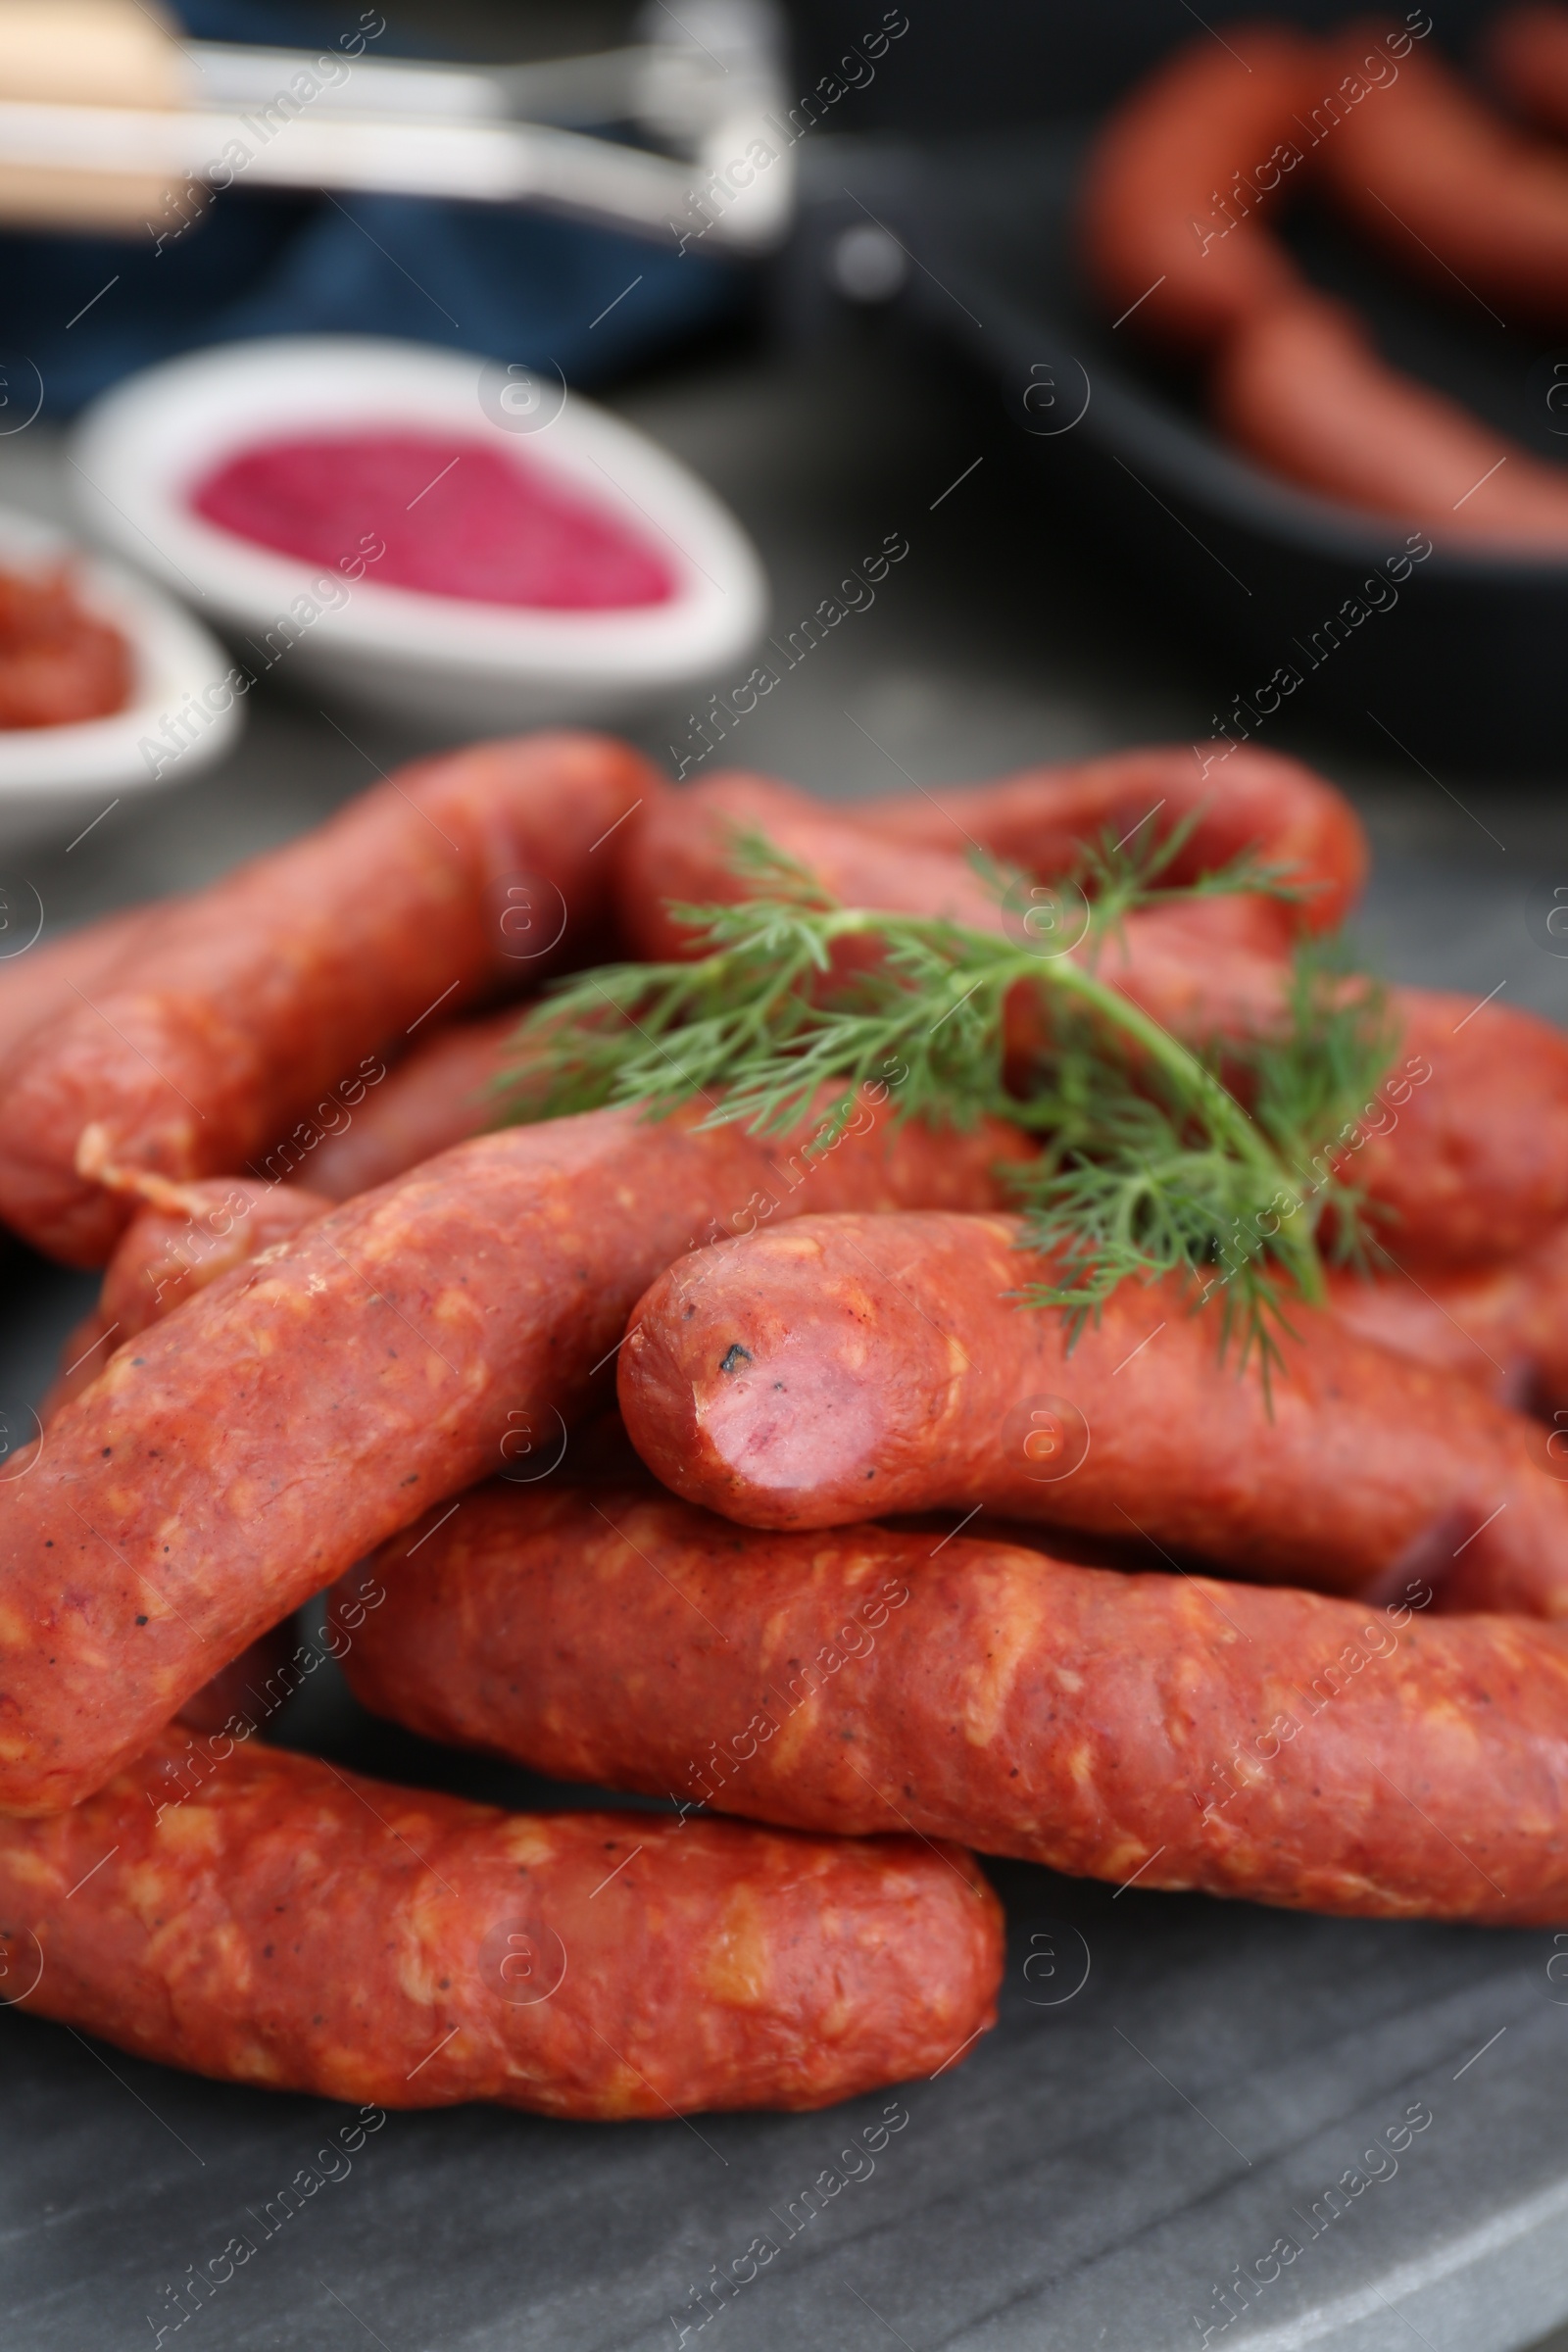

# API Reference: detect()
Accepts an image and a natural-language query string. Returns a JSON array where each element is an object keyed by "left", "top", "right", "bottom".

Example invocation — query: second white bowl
[{"left": 0, "top": 504, "right": 241, "bottom": 852}]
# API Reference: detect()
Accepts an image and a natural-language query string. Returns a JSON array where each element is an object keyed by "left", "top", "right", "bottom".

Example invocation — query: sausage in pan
[
  {"left": 1078, "top": 24, "right": 1318, "bottom": 352},
  {"left": 1212, "top": 292, "right": 1568, "bottom": 550},
  {"left": 1316, "top": 31, "right": 1568, "bottom": 324}
]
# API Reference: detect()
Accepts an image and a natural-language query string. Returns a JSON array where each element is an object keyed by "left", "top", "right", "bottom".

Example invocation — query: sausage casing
[
  {"left": 1486, "top": 2, "right": 1568, "bottom": 138},
  {"left": 38, "top": 1181, "right": 339, "bottom": 1730},
  {"left": 850, "top": 742, "right": 1369, "bottom": 940},
  {"left": 0, "top": 901, "right": 165, "bottom": 1075},
  {"left": 615, "top": 773, "right": 1568, "bottom": 1262},
  {"left": 44, "top": 1178, "right": 334, "bottom": 1424},
  {"left": 617, "top": 1210, "right": 1568, "bottom": 1615},
  {"left": 1316, "top": 33, "right": 1568, "bottom": 325},
  {"left": 1212, "top": 292, "right": 1568, "bottom": 550},
  {"left": 0, "top": 732, "right": 660, "bottom": 1266},
  {"left": 0, "top": 1102, "right": 1029, "bottom": 1815},
  {"left": 0, "top": 1727, "right": 1001, "bottom": 2113},
  {"left": 1078, "top": 25, "right": 1317, "bottom": 352},
  {"left": 1327, "top": 1226, "right": 1568, "bottom": 1415},
  {"left": 303, "top": 1010, "right": 519, "bottom": 1201},
  {"left": 344, "top": 1485, "right": 1568, "bottom": 1927}
]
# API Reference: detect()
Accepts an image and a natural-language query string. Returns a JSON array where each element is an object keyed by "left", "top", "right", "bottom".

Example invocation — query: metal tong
[{"left": 0, "top": 0, "right": 794, "bottom": 250}]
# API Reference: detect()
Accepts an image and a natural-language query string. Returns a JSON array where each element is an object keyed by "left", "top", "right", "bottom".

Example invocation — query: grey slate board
[{"left": 5, "top": 1828, "right": 1568, "bottom": 2352}]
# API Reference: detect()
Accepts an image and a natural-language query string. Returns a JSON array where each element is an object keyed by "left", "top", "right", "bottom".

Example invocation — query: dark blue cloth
[{"left": 3, "top": 2, "right": 740, "bottom": 412}]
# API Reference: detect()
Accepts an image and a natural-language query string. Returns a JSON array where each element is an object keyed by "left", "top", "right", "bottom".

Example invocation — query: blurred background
[{"left": 0, "top": 0, "right": 1561, "bottom": 1027}]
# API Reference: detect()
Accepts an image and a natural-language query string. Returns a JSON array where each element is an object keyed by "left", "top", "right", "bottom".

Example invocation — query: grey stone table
[{"left": 2, "top": 324, "right": 1567, "bottom": 2352}]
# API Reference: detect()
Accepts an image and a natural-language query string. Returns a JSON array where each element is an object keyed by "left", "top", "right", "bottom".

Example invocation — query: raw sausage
[
  {"left": 1345, "top": 986, "right": 1568, "bottom": 1262},
  {"left": 616, "top": 1210, "right": 1568, "bottom": 1616},
  {"left": 43, "top": 1177, "right": 334, "bottom": 1422},
  {"left": 344, "top": 1484, "right": 1568, "bottom": 1927},
  {"left": 1212, "top": 292, "right": 1568, "bottom": 550},
  {"left": 0, "top": 901, "right": 164, "bottom": 1077},
  {"left": 305, "top": 1010, "right": 518, "bottom": 1201},
  {"left": 95, "top": 1178, "right": 332, "bottom": 1338},
  {"left": 851, "top": 742, "right": 1369, "bottom": 940},
  {"left": 1486, "top": 3, "right": 1568, "bottom": 139},
  {"left": 38, "top": 1182, "right": 334, "bottom": 1731},
  {"left": 1327, "top": 1226, "right": 1568, "bottom": 1415},
  {"left": 616, "top": 769, "right": 1306, "bottom": 1005},
  {"left": 1078, "top": 25, "right": 1317, "bottom": 352},
  {"left": 0, "top": 1101, "right": 1030, "bottom": 1815},
  {"left": 620, "top": 764, "right": 1357, "bottom": 965},
  {"left": 621, "top": 772, "right": 1004, "bottom": 962},
  {"left": 0, "top": 1725, "right": 1002, "bottom": 2113},
  {"left": 1315, "top": 33, "right": 1568, "bottom": 324},
  {"left": 616, "top": 773, "right": 1568, "bottom": 1262},
  {"left": 37, "top": 1183, "right": 334, "bottom": 1733},
  {"left": 0, "top": 731, "right": 661, "bottom": 1267}
]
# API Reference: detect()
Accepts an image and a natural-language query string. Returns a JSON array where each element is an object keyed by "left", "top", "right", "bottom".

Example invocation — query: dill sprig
[
  {"left": 493, "top": 823, "right": 1392, "bottom": 1376},
  {"left": 1006, "top": 944, "right": 1396, "bottom": 1377}
]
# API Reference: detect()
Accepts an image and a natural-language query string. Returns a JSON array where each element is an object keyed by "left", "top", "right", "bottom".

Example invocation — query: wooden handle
[
  {"left": 0, "top": 0, "right": 190, "bottom": 233},
  {"left": 0, "top": 0, "right": 184, "bottom": 106}
]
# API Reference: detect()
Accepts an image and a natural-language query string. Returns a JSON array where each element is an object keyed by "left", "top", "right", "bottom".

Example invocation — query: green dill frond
[
  {"left": 489, "top": 821, "right": 1396, "bottom": 1376},
  {"left": 718, "top": 826, "right": 841, "bottom": 911},
  {"left": 1063, "top": 803, "right": 1306, "bottom": 924}
]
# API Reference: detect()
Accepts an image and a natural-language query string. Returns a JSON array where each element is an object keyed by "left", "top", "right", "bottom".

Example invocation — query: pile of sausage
[
  {"left": 2, "top": 725, "right": 1567, "bottom": 2126},
  {"left": 1082, "top": 6, "right": 1568, "bottom": 548}
]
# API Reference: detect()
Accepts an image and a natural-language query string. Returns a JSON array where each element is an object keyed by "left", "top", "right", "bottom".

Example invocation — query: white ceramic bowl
[
  {"left": 0, "top": 505, "right": 242, "bottom": 851},
  {"left": 69, "top": 335, "right": 770, "bottom": 734}
]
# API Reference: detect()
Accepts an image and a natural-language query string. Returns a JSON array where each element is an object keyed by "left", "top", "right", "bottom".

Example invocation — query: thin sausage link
[
  {"left": 617, "top": 1209, "right": 1568, "bottom": 1616},
  {"left": 0, "top": 731, "right": 661, "bottom": 1266},
  {"left": 304, "top": 1009, "right": 520, "bottom": 1202},
  {"left": 0, "top": 1727, "right": 1002, "bottom": 2114},
  {"left": 0, "top": 1100, "right": 1029, "bottom": 1815},
  {"left": 1326, "top": 1226, "right": 1568, "bottom": 1416},
  {"left": 0, "top": 900, "right": 165, "bottom": 1072},
  {"left": 1316, "top": 33, "right": 1568, "bottom": 326},
  {"left": 851, "top": 742, "right": 1369, "bottom": 940},
  {"left": 347, "top": 1485, "right": 1568, "bottom": 1927},
  {"left": 1078, "top": 24, "right": 1319, "bottom": 353},
  {"left": 615, "top": 773, "right": 1568, "bottom": 1263},
  {"left": 1213, "top": 293, "right": 1568, "bottom": 550}
]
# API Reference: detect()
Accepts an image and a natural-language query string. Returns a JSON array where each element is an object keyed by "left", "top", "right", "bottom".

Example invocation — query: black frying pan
[{"left": 782, "top": 4, "right": 1568, "bottom": 774}]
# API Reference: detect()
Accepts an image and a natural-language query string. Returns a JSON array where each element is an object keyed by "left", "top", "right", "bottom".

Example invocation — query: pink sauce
[{"left": 191, "top": 432, "right": 675, "bottom": 609}]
